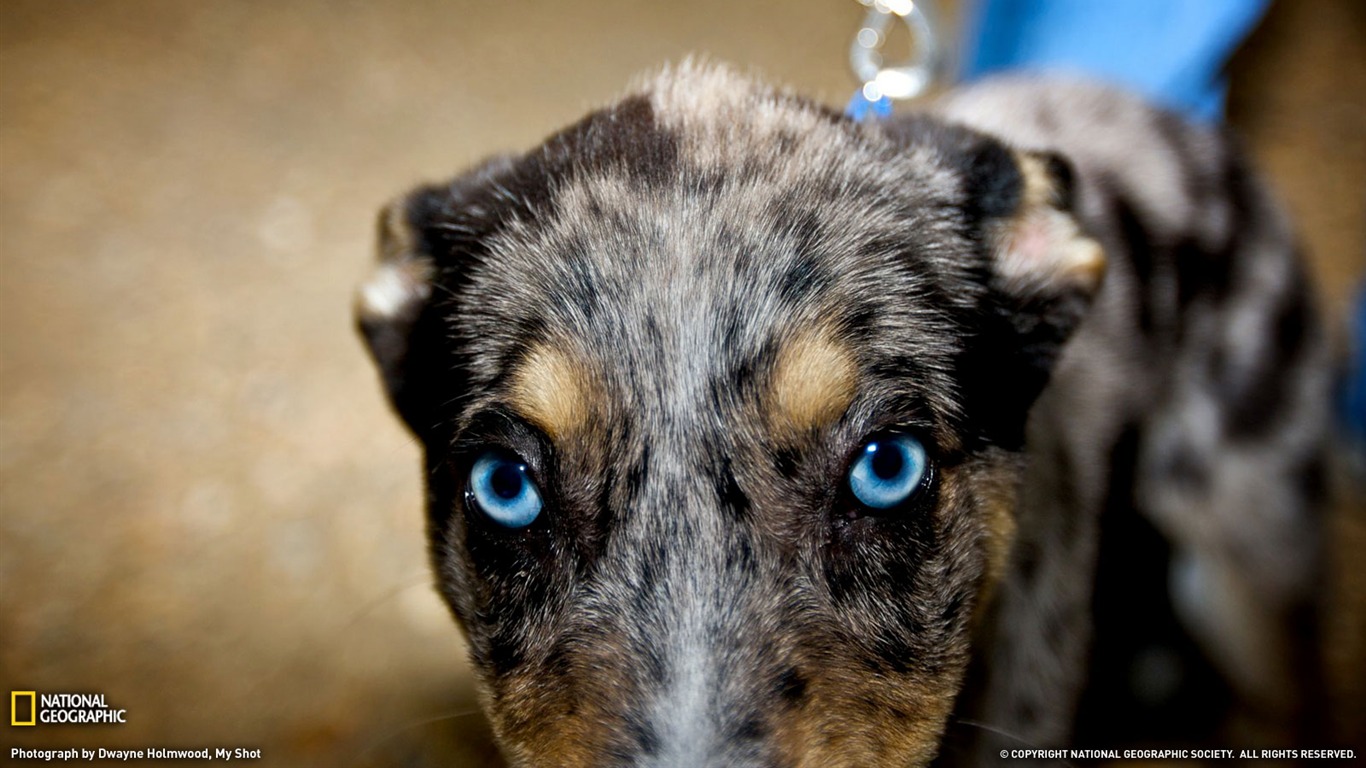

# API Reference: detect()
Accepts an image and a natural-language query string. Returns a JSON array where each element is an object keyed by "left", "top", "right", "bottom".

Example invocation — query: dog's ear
[
  {"left": 355, "top": 157, "right": 517, "bottom": 436},
  {"left": 958, "top": 139, "right": 1106, "bottom": 448}
]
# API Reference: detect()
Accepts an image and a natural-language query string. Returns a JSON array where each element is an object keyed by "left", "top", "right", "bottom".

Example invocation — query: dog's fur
[{"left": 357, "top": 63, "right": 1331, "bottom": 767}]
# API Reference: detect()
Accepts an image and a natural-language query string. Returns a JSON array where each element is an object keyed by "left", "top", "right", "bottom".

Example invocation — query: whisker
[
  {"left": 341, "top": 571, "right": 434, "bottom": 633},
  {"left": 351, "top": 707, "right": 490, "bottom": 765},
  {"left": 949, "top": 718, "right": 1077, "bottom": 767}
]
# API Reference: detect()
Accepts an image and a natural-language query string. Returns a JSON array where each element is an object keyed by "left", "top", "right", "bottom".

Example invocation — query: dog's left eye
[
  {"left": 848, "top": 434, "right": 929, "bottom": 509},
  {"left": 467, "top": 452, "right": 543, "bottom": 528}
]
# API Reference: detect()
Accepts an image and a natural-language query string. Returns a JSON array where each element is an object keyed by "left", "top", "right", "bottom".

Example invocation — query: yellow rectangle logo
[{"left": 11, "top": 691, "right": 36, "bottom": 726}]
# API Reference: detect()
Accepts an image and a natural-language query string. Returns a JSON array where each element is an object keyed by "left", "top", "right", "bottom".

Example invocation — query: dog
[{"left": 356, "top": 62, "right": 1331, "bottom": 767}]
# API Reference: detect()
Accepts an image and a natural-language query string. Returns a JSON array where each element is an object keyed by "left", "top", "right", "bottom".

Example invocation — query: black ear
[
  {"left": 355, "top": 191, "right": 438, "bottom": 432},
  {"left": 958, "top": 140, "right": 1106, "bottom": 449},
  {"left": 355, "top": 157, "right": 517, "bottom": 436}
]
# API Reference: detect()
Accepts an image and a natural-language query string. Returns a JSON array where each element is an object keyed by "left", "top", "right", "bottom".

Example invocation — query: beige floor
[{"left": 1, "top": 2, "right": 1361, "bottom": 766}]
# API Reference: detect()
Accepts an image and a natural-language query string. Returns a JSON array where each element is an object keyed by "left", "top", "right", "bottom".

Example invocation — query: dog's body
[{"left": 357, "top": 64, "right": 1330, "bottom": 766}]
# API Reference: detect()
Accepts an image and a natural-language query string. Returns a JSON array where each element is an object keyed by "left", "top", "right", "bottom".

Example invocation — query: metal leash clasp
[{"left": 848, "top": 0, "right": 941, "bottom": 118}]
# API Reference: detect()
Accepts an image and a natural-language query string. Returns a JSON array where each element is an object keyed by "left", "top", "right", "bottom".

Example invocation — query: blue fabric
[
  {"left": 959, "top": 0, "right": 1271, "bottom": 122},
  {"left": 1347, "top": 288, "right": 1366, "bottom": 444},
  {"left": 957, "top": 1, "right": 1366, "bottom": 441}
]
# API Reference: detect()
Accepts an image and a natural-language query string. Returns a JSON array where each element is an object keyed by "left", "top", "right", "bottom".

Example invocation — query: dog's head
[{"left": 357, "top": 64, "right": 1103, "bottom": 767}]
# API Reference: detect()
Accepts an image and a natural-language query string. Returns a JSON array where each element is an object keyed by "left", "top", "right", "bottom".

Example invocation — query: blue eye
[
  {"left": 848, "top": 435, "right": 929, "bottom": 509},
  {"left": 467, "top": 452, "right": 543, "bottom": 528}
]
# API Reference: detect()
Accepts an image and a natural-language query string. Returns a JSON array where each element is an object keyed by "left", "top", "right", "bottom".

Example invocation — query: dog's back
[{"left": 930, "top": 77, "right": 1331, "bottom": 761}]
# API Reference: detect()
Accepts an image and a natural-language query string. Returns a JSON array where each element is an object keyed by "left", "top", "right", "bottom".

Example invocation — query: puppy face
[{"left": 358, "top": 64, "right": 1102, "bottom": 767}]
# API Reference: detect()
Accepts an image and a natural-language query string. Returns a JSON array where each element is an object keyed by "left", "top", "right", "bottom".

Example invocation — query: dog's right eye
[{"left": 466, "top": 452, "right": 543, "bottom": 528}]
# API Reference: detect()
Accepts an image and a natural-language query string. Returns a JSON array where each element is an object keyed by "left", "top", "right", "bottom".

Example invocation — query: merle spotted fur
[{"left": 357, "top": 63, "right": 1330, "bottom": 767}]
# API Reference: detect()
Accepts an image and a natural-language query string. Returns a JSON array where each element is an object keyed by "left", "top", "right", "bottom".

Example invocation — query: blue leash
[
  {"left": 845, "top": 89, "right": 894, "bottom": 121},
  {"left": 845, "top": 0, "right": 941, "bottom": 122}
]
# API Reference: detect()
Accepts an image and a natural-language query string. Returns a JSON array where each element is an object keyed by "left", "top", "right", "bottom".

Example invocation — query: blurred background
[{"left": 1, "top": 1, "right": 1361, "bottom": 765}]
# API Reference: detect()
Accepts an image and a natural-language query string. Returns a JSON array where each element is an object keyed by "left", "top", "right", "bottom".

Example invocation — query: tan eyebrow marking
[
  {"left": 767, "top": 327, "right": 858, "bottom": 438},
  {"left": 508, "top": 344, "right": 592, "bottom": 441}
]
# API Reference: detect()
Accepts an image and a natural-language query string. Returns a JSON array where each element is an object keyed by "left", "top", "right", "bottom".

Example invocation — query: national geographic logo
[
  {"left": 10, "top": 693, "right": 35, "bottom": 726},
  {"left": 10, "top": 691, "right": 126, "bottom": 726}
]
